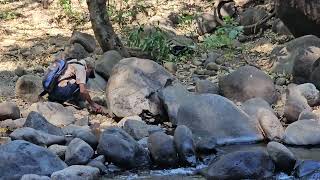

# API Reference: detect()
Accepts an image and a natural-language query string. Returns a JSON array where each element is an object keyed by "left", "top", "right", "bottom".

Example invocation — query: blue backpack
[{"left": 40, "top": 59, "right": 83, "bottom": 96}]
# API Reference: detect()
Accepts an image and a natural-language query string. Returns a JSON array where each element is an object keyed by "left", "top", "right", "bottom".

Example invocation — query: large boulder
[
  {"left": 270, "top": 35, "right": 320, "bottom": 84},
  {"left": 28, "top": 102, "right": 75, "bottom": 127},
  {"left": 69, "top": 31, "right": 96, "bottom": 53},
  {"left": 158, "top": 82, "right": 190, "bottom": 125},
  {"left": 174, "top": 125, "right": 196, "bottom": 166},
  {"left": 97, "top": 127, "right": 151, "bottom": 169},
  {"left": 148, "top": 132, "right": 179, "bottom": 167},
  {"left": 0, "top": 140, "right": 67, "bottom": 179},
  {"left": 0, "top": 102, "right": 20, "bottom": 121},
  {"left": 203, "top": 150, "right": 274, "bottom": 179},
  {"left": 95, "top": 50, "right": 123, "bottom": 80},
  {"left": 51, "top": 165, "right": 100, "bottom": 180},
  {"left": 106, "top": 58, "right": 175, "bottom": 118},
  {"left": 242, "top": 98, "right": 284, "bottom": 141},
  {"left": 275, "top": 0, "right": 320, "bottom": 37},
  {"left": 219, "top": 66, "right": 277, "bottom": 104},
  {"left": 15, "top": 75, "right": 43, "bottom": 103},
  {"left": 24, "top": 111, "right": 63, "bottom": 136},
  {"left": 10, "top": 127, "right": 65, "bottom": 146},
  {"left": 63, "top": 43, "right": 89, "bottom": 60},
  {"left": 283, "top": 120, "right": 320, "bottom": 145},
  {"left": 87, "top": 72, "right": 107, "bottom": 105},
  {"left": 65, "top": 138, "right": 94, "bottom": 165},
  {"left": 177, "top": 94, "right": 264, "bottom": 146}
]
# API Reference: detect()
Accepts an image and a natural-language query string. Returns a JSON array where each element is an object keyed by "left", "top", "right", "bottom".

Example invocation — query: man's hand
[{"left": 79, "top": 84, "right": 104, "bottom": 114}]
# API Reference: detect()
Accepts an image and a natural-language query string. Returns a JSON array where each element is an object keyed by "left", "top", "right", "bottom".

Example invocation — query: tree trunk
[
  {"left": 275, "top": 0, "right": 320, "bottom": 37},
  {"left": 86, "top": 0, "right": 129, "bottom": 57}
]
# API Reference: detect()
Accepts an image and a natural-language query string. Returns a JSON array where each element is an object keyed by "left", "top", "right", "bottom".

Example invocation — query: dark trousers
[{"left": 48, "top": 82, "right": 80, "bottom": 103}]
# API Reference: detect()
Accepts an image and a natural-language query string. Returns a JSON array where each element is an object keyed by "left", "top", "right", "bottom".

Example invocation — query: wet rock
[
  {"left": 177, "top": 94, "right": 264, "bottom": 146},
  {"left": 95, "top": 50, "right": 123, "bottom": 80},
  {"left": 294, "top": 160, "right": 320, "bottom": 178},
  {"left": 0, "top": 140, "right": 66, "bottom": 179},
  {"left": 69, "top": 31, "right": 96, "bottom": 53},
  {"left": 174, "top": 125, "right": 196, "bottom": 166},
  {"left": 195, "top": 79, "right": 219, "bottom": 94},
  {"left": 24, "top": 111, "right": 63, "bottom": 136},
  {"left": 240, "top": 8, "right": 268, "bottom": 35},
  {"left": 242, "top": 98, "right": 284, "bottom": 141},
  {"left": 51, "top": 165, "right": 100, "bottom": 180},
  {"left": 196, "top": 13, "right": 218, "bottom": 35},
  {"left": 267, "top": 141, "right": 296, "bottom": 173},
  {"left": 21, "top": 174, "right": 50, "bottom": 180},
  {"left": 28, "top": 102, "right": 75, "bottom": 127},
  {"left": 298, "top": 110, "right": 319, "bottom": 120},
  {"left": 63, "top": 43, "right": 89, "bottom": 60},
  {"left": 97, "top": 127, "right": 151, "bottom": 169},
  {"left": 270, "top": 35, "right": 320, "bottom": 81},
  {"left": 15, "top": 75, "right": 43, "bottom": 103},
  {"left": 65, "top": 138, "right": 94, "bottom": 165},
  {"left": 0, "top": 102, "right": 20, "bottom": 121},
  {"left": 271, "top": 19, "right": 292, "bottom": 36},
  {"left": 204, "top": 150, "right": 274, "bottom": 179},
  {"left": 10, "top": 127, "right": 65, "bottom": 146},
  {"left": 163, "top": 61, "right": 177, "bottom": 74},
  {"left": 275, "top": 0, "right": 320, "bottom": 37},
  {"left": 284, "top": 85, "right": 312, "bottom": 123},
  {"left": 62, "top": 125, "right": 98, "bottom": 149},
  {"left": 158, "top": 82, "right": 190, "bottom": 125},
  {"left": 48, "top": 144, "right": 67, "bottom": 160},
  {"left": 219, "top": 66, "right": 277, "bottom": 104},
  {"left": 123, "top": 119, "right": 162, "bottom": 140},
  {"left": 295, "top": 83, "right": 320, "bottom": 106},
  {"left": 106, "top": 58, "right": 175, "bottom": 118},
  {"left": 148, "top": 132, "right": 179, "bottom": 167},
  {"left": 283, "top": 120, "right": 320, "bottom": 145}
]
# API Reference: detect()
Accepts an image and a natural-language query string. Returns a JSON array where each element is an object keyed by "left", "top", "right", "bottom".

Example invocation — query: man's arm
[{"left": 79, "top": 83, "right": 103, "bottom": 112}]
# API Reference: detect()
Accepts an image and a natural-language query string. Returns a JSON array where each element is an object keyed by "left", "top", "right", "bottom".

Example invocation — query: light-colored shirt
[{"left": 58, "top": 60, "right": 87, "bottom": 87}]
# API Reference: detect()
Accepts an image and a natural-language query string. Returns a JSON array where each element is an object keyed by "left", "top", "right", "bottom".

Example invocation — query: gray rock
[
  {"left": 63, "top": 43, "right": 89, "bottom": 60},
  {"left": 283, "top": 120, "right": 320, "bottom": 145},
  {"left": 62, "top": 125, "right": 98, "bottom": 149},
  {"left": 117, "top": 115, "right": 142, "bottom": 128},
  {"left": 267, "top": 142, "right": 296, "bottom": 173},
  {"left": 106, "top": 58, "right": 175, "bottom": 118},
  {"left": 196, "top": 13, "right": 217, "bottom": 35},
  {"left": 10, "top": 127, "right": 65, "bottom": 146},
  {"left": 87, "top": 159, "right": 108, "bottom": 174},
  {"left": 65, "top": 138, "right": 94, "bottom": 165},
  {"left": 123, "top": 119, "right": 162, "bottom": 140},
  {"left": 242, "top": 98, "right": 284, "bottom": 141},
  {"left": 14, "top": 66, "right": 27, "bottom": 77},
  {"left": 219, "top": 66, "right": 277, "bottom": 104},
  {"left": 158, "top": 82, "right": 190, "bottom": 125},
  {"left": 0, "top": 118, "right": 26, "bottom": 131},
  {"left": 48, "top": 144, "right": 67, "bottom": 160},
  {"left": 51, "top": 165, "right": 100, "bottom": 180},
  {"left": 21, "top": 174, "right": 50, "bottom": 180},
  {"left": 24, "top": 111, "right": 63, "bottom": 136},
  {"left": 204, "top": 150, "right": 274, "bottom": 179},
  {"left": 174, "top": 125, "right": 196, "bottom": 166},
  {"left": 15, "top": 75, "right": 43, "bottom": 103},
  {"left": 295, "top": 83, "right": 320, "bottom": 106},
  {"left": 148, "top": 132, "right": 179, "bottom": 167},
  {"left": 206, "top": 62, "right": 220, "bottom": 71},
  {"left": 95, "top": 50, "right": 123, "bottom": 80},
  {"left": 293, "top": 160, "right": 320, "bottom": 178},
  {"left": 138, "top": 137, "right": 148, "bottom": 149},
  {"left": 195, "top": 79, "right": 219, "bottom": 94},
  {"left": 177, "top": 94, "right": 264, "bottom": 146},
  {"left": 275, "top": 77, "right": 287, "bottom": 86},
  {"left": 97, "top": 127, "right": 151, "bottom": 169},
  {"left": 69, "top": 31, "right": 96, "bottom": 53},
  {"left": 204, "top": 52, "right": 222, "bottom": 66},
  {"left": 284, "top": 85, "right": 312, "bottom": 123},
  {"left": 271, "top": 19, "right": 292, "bottom": 36},
  {"left": 0, "top": 140, "right": 66, "bottom": 179},
  {"left": 28, "top": 102, "right": 75, "bottom": 127},
  {"left": 0, "top": 102, "right": 20, "bottom": 121},
  {"left": 87, "top": 73, "right": 107, "bottom": 104},
  {"left": 240, "top": 8, "right": 268, "bottom": 35},
  {"left": 163, "top": 61, "right": 177, "bottom": 74},
  {"left": 298, "top": 110, "right": 319, "bottom": 120}
]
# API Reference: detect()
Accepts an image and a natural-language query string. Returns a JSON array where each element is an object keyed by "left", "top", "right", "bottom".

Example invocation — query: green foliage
[
  {"left": 202, "top": 16, "right": 243, "bottom": 49},
  {"left": 128, "top": 26, "right": 172, "bottom": 62},
  {"left": 0, "top": 10, "right": 19, "bottom": 20},
  {"left": 58, "top": 0, "right": 85, "bottom": 25},
  {"left": 178, "top": 13, "right": 194, "bottom": 26},
  {"left": 59, "top": 0, "right": 72, "bottom": 15}
]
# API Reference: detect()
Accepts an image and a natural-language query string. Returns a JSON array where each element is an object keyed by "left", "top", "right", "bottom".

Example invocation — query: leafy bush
[
  {"left": 128, "top": 26, "right": 171, "bottom": 62},
  {"left": 0, "top": 10, "right": 19, "bottom": 20},
  {"left": 203, "top": 16, "right": 243, "bottom": 49}
]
